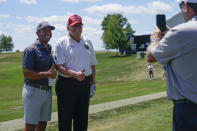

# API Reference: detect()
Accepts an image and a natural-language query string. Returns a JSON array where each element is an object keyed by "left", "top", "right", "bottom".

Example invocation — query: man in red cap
[{"left": 54, "top": 14, "right": 97, "bottom": 131}]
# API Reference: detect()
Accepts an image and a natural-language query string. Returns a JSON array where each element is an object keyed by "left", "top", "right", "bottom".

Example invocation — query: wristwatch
[{"left": 151, "top": 38, "right": 159, "bottom": 42}]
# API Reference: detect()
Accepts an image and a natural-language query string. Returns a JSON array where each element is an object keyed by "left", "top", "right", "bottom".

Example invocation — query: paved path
[{"left": 0, "top": 91, "right": 166, "bottom": 131}]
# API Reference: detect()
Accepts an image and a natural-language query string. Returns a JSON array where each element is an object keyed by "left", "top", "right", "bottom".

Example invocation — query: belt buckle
[
  {"left": 39, "top": 85, "right": 50, "bottom": 91},
  {"left": 38, "top": 85, "right": 44, "bottom": 90},
  {"left": 85, "top": 75, "right": 91, "bottom": 79}
]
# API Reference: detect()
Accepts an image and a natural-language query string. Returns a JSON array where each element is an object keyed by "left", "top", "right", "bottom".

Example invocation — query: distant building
[
  {"left": 130, "top": 12, "right": 185, "bottom": 53},
  {"left": 130, "top": 34, "right": 150, "bottom": 53}
]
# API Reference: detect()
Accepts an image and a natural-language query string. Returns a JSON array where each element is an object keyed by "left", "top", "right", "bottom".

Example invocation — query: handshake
[{"left": 90, "top": 84, "right": 96, "bottom": 98}]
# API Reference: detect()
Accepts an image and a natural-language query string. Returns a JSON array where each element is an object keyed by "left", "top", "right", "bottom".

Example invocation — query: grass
[
  {"left": 45, "top": 97, "right": 173, "bottom": 131},
  {"left": 95, "top": 52, "right": 163, "bottom": 84},
  {"left": 0, "top": 52, "right": 166, "bottom": 122},
  {"left": 91, "top": 80, "right": 165, "bottom": 105}
]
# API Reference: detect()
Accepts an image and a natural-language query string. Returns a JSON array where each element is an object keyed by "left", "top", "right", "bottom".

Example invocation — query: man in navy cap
[
  {"left": 22, "top": 21, "right": 56, "bottom": 131},
  {"left": 146, "top": 0, "right": 197, "bottom": 130}
]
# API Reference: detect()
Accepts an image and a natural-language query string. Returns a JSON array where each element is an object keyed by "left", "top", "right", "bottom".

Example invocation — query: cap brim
[
  {"left": 68, "top": 21, "right": 83, "bottom": 26},
  {"left": 37, "top": 25, "right": 55, "bottom": 31},
  {"left": 49, "top": 25, "right": 55, "bottom": 30}
]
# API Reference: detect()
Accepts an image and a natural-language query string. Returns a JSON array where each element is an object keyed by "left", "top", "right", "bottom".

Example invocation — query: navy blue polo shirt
[{"left": 23, "top": 39, "right": 54, "bottom": 86}]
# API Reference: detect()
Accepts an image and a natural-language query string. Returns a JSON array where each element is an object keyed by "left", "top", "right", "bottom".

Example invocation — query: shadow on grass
[{"left": 109, "top": 54, "right": 133, "bottom": 58}]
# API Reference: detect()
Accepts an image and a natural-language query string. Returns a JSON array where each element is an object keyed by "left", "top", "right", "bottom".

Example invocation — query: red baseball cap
[{"left": 67, "top": 14, "right": 83, "bottom": 26}]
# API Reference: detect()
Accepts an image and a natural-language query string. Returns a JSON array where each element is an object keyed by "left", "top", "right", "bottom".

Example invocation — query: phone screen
[{"left": 156, "top": 14, "right": 166, "bottom": 32}]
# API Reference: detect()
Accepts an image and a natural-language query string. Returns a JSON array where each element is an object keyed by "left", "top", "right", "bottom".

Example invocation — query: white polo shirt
[
  {"left": 54, "top": 35, "right": 97, "bottom": 77},
  {"left": 148, "top": 65, "right": 153, "bottom": 71}
]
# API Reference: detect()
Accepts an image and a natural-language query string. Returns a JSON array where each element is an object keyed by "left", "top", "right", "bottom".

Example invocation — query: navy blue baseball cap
[{"left": 36, "top": 21, "right": 55, "bottom": 31}]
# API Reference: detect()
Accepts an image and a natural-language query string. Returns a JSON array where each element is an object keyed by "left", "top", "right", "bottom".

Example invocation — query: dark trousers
[
  {"left": 173, "top": 102, "right": 197, "bottom": 131},
  {"left": 55, "top": 76, "right": 91, "bottom": 131}
]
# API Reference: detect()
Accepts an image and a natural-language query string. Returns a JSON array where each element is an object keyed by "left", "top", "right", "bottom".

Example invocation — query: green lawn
[
  {"left": 45, "top": 97, "right": 173, "bottom": 131},
  {"left": 0, "top": 52, "right": 166, "bottom": 122}
]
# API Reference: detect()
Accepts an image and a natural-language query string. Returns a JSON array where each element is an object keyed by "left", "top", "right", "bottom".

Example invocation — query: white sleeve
[{"left": 54, "top": 40, "right": 66, "bottom": 65}]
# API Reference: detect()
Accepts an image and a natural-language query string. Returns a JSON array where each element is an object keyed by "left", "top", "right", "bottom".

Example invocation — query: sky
[{"left": 0, "top": 0, "right": 181, "bottom": 51}]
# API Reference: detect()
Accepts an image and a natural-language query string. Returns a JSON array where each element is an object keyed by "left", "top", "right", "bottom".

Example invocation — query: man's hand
[
  {"left": 151, "top": 25, "right": 163, "bottom": 41},
  {"left": 90, "top": 84, "right": 96, "bottom": 98},
  {"left": 48, "top": 64, "right": 57, "bottom": 79},
  {"left": 75, "top": 69, "right": 85, "bottom": 81},
  {"left": 151, "top": 25, "right": 170, "bottom": 41}
]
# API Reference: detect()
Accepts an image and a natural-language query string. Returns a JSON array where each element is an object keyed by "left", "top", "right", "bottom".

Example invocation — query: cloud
[
  {"left": 0, "top": 30, "right": 10, "bottom": 36},
  {"left": 53, "top": 23, "right": 67, "bottom": 33},
  {"left": 16, "top": 16, "right": 23, "bottom": 20},
  {"left": 24, "top": 15, "right": 104, "bottom": 49},
  {"left": 82, "top": 27, "right": 104, "bottom": 50},
  {"left": 84, "top": 1, "right": 173, "bottom": 16},
  {"left": 128, "top": 19, "right": 137, "bottom": 25},
  {"left": 14, "top": 24, "right": 34, "bottom": 34},
  {"left": 0, "top": 0, "right": 6, "bottom": 3},
  {"left": 24, "top": 15, "right": 103, "bottom": 37},
  {"left": 3, "top": 14, "right": 104, "bottom": 51},
  {"left": 83, "top": 16, "right": 102, "bottom": 26},
  {"left": 0, "top": 14, "right": 10, "bottom": 19},
  {"left": 84, "top": 4, "right": 140, "bottom": 16},
  {"left": 83, "top": 27, "right": 102, "bottom": 36},
  {"left": 25, "top": 15, "right": 102, "bottom": 26},
  {"left": 19, "top": 0, "right": 36, "bottom": 5},
  {"left": 0, "top": 23, "right": 10, "bottom": 36},
  {"left": 0, "top": 23, "right": 2, "bottom": 27},
  {"left": 138, "top": 1, "right": 173, "bottom": 14},
  {"left": 61, "top": 0, "right": 101, "bottom": 3},
  {"left": 4, "top": 23, "right": 34, "bottom": 34},
  {"left": 25, "top": 15, "right": 70, "bottom": 24}
]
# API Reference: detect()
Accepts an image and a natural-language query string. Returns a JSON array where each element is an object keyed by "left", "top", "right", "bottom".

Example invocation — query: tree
[
  {"left": 101, "top": 14, "right": 135, "bottom": 55},
  {"left": 0, "top": 34, "right": 14, "bottom": 53},
  {"left": 123, "top": 23, "right": 135, "bottom": 53}
]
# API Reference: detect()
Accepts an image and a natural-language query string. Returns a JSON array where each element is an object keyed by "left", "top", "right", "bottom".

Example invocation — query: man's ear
[
  {"left": 186, "top": 3, "right": 196, "bottom": 16},
  {"left": 184, "top": 2, "right": 190, "bottom": 13},
  {"left": 36, "top": 31, "right": 39, "bottom": 36}
]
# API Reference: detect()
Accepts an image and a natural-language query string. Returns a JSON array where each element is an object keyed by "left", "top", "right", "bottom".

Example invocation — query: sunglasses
[
  {"left": 69, "top": 24, "right": 83, "bottom": 28},
  {"left": 179, "top": 1, "right": 185, "bottom": 9}
]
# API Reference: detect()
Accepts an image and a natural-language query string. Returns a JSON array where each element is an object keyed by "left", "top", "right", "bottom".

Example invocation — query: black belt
[
  {"left": 58, "top": 75, "right": 92, "bottom": 81},
  {"left": 173, "top": 99, "right": 196, "bottom": 104},
  {"left": 27, "top": 84, "right": 51, "bottom": 91}
]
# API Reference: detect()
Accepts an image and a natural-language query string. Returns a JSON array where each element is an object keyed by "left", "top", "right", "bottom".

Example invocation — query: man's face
[
  {"left": 179, "top": 1, "right": 189, "bottom": 22},
  {"left": 36, "top": 27, "right": 52, "bottom": 43},
  {"left": 67, "top": 23, "right": 83, "bottom": 37}
]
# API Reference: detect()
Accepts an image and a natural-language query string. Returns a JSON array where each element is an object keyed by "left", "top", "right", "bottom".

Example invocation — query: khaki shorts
[{"left": 22, "top": 84, "right": 52, "bottom": 125}]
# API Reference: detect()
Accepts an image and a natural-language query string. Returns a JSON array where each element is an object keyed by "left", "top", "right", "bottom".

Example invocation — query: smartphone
[{"left": 156, "top": 14, "right": 166, "bottom": 32}]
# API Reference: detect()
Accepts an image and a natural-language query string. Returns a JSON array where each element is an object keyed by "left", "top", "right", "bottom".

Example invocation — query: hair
[{"left": 187, "top": 2, "right": 197, "bottom": 15}]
